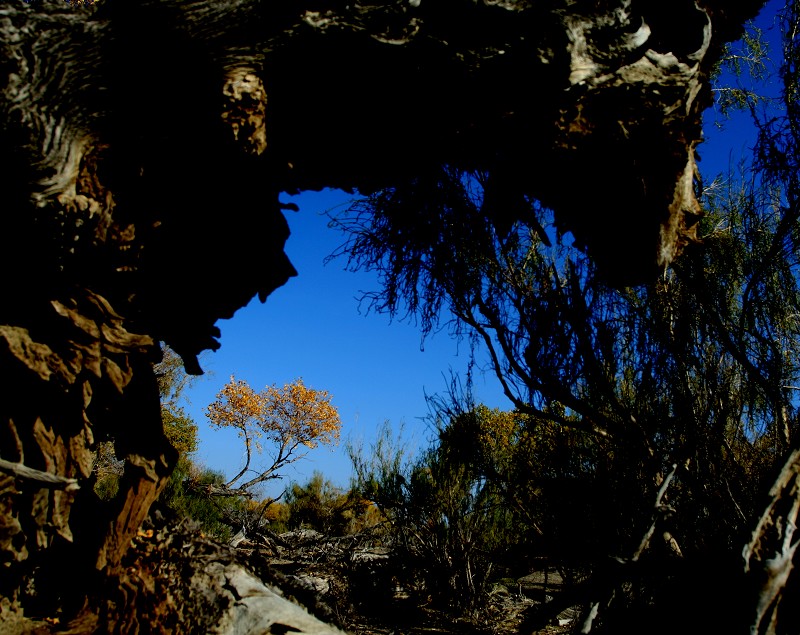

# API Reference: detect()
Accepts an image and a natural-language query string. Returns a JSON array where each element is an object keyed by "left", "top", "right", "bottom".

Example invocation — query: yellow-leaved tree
[{"left": 205, "top": 377, "right": 341, "bottom": 499}]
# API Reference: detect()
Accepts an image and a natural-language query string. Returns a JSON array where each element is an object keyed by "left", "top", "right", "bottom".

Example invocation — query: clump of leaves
[{"left": 205, "top": 376, "right": 341, "bottom": 498}]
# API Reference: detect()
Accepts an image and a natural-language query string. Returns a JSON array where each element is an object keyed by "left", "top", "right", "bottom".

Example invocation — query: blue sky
[
  {"left": 182, "top": 188, "right": 509, "bottom": 498},
  {"left": 180, "top": 0, "right": 781, "bottom": 500}
]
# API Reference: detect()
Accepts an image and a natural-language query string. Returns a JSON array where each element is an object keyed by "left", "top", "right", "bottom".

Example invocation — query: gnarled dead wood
[
  {"left": 0, "top": 458, "right": 80, "bottom": 491},
  {"left": 743, "top": 448, "right": 800, "bottom": 635}
]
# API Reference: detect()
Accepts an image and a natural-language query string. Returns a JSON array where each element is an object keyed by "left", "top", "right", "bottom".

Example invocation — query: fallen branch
[
  {"left": 632, "top": 463, "right": 679, "bottom": 562},
  {"left": 0, "top": 458, "right": 80, "bottom": 491},
  {"left": 577, "top": 462, "right": 680, "bottom": 633}
]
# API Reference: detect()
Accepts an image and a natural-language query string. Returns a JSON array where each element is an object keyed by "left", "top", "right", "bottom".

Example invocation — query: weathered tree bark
[
  {"left": 743, "top": 448, "right": 800, "bottom": 635},
  {"left": 0, "top": 0, "right": 767, "bottom": 630}
]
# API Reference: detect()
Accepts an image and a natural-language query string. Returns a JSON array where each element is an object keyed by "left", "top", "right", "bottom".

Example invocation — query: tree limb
[{"left": 0, "top": 458, "right": 80, "bottom": 491}]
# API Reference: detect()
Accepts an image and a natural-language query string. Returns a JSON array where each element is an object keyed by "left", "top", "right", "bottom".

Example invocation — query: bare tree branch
[{"left": 0, "top": 458, "right": 80, "bottom": 491}]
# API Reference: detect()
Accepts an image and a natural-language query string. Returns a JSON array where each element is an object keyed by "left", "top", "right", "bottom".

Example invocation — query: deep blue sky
[
  {"left": 182, "top": 188, "right": 509, "bottom": 498},
  {"left": 181, "top": 0, "right": 782, "bottom": 500}
]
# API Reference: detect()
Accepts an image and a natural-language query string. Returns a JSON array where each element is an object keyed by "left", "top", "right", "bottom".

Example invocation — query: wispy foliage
[{"left": 330, "top": 4, "right": 800, "bottom": 627}]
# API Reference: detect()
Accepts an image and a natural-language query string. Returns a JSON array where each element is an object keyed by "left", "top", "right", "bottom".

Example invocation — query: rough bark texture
[
  {"left": 0, "top": 0, "right": 767, "bottom": 630},
  {"left": 743, "top": 449, "right": 800, "bottom": 635}
]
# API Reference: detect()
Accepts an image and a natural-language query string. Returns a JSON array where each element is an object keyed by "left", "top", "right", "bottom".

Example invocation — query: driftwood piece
[
  {"left": 743, "top": 448, "right": 800, "bottom": 635},
  {"left": 0, "top": 459, "right": 80, "bottom": 492}
]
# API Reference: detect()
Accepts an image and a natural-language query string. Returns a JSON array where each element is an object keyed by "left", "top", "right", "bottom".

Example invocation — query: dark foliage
[{"left": 334, "top": 4, "right": 800, "bottom": 631}]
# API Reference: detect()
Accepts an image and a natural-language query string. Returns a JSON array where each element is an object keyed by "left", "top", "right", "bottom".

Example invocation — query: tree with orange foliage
[{"left": 205, "top": 377, "right": 341, "bottom": 499}]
